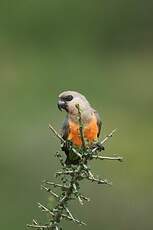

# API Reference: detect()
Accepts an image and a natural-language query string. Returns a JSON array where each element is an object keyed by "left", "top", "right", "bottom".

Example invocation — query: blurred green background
[{"left": 0, "top": 0, "right": 153, "bottom": 229}]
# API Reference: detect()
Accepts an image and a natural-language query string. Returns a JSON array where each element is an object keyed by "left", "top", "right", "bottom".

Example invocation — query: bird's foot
[
  {"left": 91, "top": 142, "right": 105, "bottom": 152},
  {"left": 61, "top": 140, "right": 73, "bottom": 152}
]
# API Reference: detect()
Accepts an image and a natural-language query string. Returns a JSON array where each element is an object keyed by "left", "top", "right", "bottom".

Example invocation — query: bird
[{"left": 57, "top": 91, "right": 102, "bottom": 164}]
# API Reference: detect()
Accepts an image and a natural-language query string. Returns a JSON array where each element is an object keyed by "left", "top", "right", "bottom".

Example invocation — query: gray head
[{"left": 57, "top": 91, "right": 91, "bottom": 115}]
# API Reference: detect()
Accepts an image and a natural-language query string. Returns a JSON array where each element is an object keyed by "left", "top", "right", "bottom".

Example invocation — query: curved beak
[{"left": 57, "top": 100, "right": 66, "bottom": 111}]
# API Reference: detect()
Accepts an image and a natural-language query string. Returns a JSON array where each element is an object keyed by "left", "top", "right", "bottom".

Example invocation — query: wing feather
[
  {"left": 61, "top": 115, "right": 70, "bottom": 140},
  {"left": 94, "top": 111, "right": 102, "bottom": 138}
]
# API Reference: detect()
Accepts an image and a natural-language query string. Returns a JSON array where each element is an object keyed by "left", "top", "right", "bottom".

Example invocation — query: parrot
[{"left": 57, "top": 91, "right": 103, "bottom": 164}]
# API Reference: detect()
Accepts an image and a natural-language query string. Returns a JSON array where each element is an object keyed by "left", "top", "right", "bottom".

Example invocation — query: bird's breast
[{"left": 68, "top": 116, "right": 98, "bottom": 147}]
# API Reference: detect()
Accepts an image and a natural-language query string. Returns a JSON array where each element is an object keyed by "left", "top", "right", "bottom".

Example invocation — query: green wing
[
  {"left": 61, "top": 115, "right": 70, "bottom": 140},
  {"left": 94, "top": 111, "right": 102, "bottom": 138}
]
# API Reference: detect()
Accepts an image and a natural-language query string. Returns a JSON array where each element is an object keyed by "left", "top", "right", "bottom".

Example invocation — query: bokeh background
[{"left": 0, "top": 0, "right": 153, "bottom": 229}]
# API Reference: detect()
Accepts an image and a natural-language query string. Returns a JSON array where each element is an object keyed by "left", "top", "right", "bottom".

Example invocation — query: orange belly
[{"left": 68, "top": 118, "right": 99, "bottom": 147}]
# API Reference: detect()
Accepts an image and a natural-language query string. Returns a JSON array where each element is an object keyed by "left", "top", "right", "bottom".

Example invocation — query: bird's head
[{"left": 57, "top": 91, "right": 90, "bottom": 114}]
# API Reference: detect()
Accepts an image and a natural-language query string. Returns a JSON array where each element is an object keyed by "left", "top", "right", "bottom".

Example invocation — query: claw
[
  {"left": 91, "top": 142, "right": 105, "bottom": 151},
  {"left": 61, "top": 140, "right": 72, "bottom": 152}
]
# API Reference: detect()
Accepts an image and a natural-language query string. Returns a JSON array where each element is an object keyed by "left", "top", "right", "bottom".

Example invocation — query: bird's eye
[{"left": 63, "top": 95, "right": 73, "bottom": 101}]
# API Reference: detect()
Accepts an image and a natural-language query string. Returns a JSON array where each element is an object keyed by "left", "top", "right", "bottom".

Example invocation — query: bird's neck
[{"left": 68, "top": 108, "right": 94, "bottom": 124}]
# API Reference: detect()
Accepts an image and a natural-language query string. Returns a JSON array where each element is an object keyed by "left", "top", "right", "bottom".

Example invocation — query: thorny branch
[
  {"left": 27, "top": 105, "right": 123, "bottom": 230},
  {"left": 75, "top": 104, "right": 86, "bottom": 150}
]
